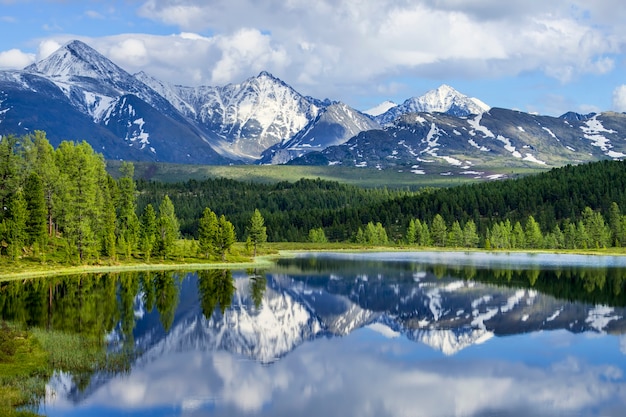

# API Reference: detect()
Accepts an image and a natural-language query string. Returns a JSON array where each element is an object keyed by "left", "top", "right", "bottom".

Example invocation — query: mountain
[
  {"left": 2, "top": 39, "right": 626, "bottom": 172},
  {"left": 258, "top": 102, "right": 381, "bottom": 164},
  {"left": 289, "top": 108, "right": 626, "bottom": 178},
  {"left": 1, "top": 40, "right": 229, "bottom": 164},
  {"left": 136, "top": 70, "right": 329, "bottom": 161},
  {"left": 374, "top": 84, "right": 490, "bottom": 125}
]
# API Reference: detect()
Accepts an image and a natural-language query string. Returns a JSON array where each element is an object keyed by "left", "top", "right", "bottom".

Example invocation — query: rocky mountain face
[
  {"left": 258, "top": 102, "right": 381, "bottom": 164},
  {"left": 1, "top": 39, "right": 626, "bottom": 171},
  {"left": 290, "top": 108, "right": 626, "bottom": 178},
  {"left": 0, "top": 40, "right": 374, "bottom": 163}
]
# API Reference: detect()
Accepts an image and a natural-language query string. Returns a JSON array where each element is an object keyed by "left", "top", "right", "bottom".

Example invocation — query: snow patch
[
  {"left": 581, "top": 114, "right": 617, "bottom": 153},
  {"left": 467, "top": 114, "right": 495, "bottom": 138},
  {"left": 523, "top": 153, "right": 546, "bottom": 165}
]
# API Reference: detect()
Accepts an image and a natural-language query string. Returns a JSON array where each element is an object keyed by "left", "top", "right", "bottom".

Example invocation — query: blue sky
[{"left": 1, "top": 0, "right": 626, "bottom": 116}]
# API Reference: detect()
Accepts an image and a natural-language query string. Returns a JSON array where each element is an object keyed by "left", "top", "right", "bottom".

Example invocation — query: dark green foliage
[
  {"left": 23, "top": 173, "right": 47, "bottom": 247},
  {"left": 139, "top": 204, "right": 157, "bottom": 261}
]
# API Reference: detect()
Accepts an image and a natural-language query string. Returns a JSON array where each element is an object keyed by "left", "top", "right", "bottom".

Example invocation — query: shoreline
[{"left": 2, "top": 247, "right": 626, "bottom": 281}]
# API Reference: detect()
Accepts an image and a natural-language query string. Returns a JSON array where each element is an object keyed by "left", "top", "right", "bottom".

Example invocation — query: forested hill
[
  {"left": 377, "top": 159, "right": 626, "bottom": 233},
  {"left": 137, "top": 159, "right": 626, "bottom": 244},
  {"left": 136, "top": 178, "right": 403, "bottom": 241}
]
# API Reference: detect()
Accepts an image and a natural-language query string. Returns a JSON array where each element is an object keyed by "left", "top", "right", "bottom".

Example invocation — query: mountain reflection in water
[{"left": 0, "top": 251, "right": 624, "bottom": 416}]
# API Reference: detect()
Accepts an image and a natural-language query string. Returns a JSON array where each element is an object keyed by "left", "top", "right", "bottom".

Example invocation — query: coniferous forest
[{"left": 2, "top": 131, "right": 626, "bottom": 267}]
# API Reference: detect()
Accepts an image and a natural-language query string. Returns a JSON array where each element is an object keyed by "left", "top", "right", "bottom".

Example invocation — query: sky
[{"left": 1, "top": 0, "right": 626, "bottom": 116}]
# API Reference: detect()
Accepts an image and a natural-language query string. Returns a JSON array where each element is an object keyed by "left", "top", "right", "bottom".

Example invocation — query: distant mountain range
[{"left": 1, "top": 39, "right": 626, "bottom": 174}]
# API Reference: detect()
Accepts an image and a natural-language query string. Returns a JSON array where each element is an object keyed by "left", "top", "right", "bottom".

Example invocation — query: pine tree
[
  {"left": 23, "top": 172, "right": 47, "bottom": 248},
  {"left": 198, "top": 207, "right": 218, "bottom": 258},
  {"left": 156, "top": 195, "right": 179, "bottom": 258},
  {"left": 0, "top": 135, "right": 19, "bottom": 224},
  {"left": 406, "top": 219, "right": 417, "bottom": 245},
  {"left": 448, "top": 220, "right": 463, "bottom": 247},
  {"left": 525, "top": 216, "right": 543, "bottom": 249},
  {"left": 462, "top": 219, "right": 479, "bottom": 248},
  {"left": 247, "top": 209, "right": 267, "bottom": 257},
  {"left": 54, "top": 141, "right": 106, "bottom": 261},
  {"left": 140, "top": 204, "right": 157, "bottom": 261},
  {"left": 6, "top": 189, "right": 27, "bottom": 260},
  {"left": 431, "top": 214, "right": 447, "bottom": 247},
  {"left": 117, "top": 162, "right": 140, "bottom": 258},
  {"left": 582, "top": 207, "right": 610, "bottom": 249},
  {"left": 214, "top": 215, "right": 236, "bottom": 261},
  {"left": 608, "top": 202, "right": 623, "bottom": 247}
]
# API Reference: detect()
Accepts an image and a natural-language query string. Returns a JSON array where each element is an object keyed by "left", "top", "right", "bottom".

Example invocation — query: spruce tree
[
  {"left": 156, "top": 195, "right": 179, "bottom": 258},
  {"left": 247, "top": 209, "right": 267, "bottom": 256},
  {"left": 140, "top": 204, "right": 157, "bottom": 261},
  {"left": 24, "top": 172, "right": 47, "bottom": 248},
  {"left": 198, "top": 207, "right": 218, "bottom": 259}
]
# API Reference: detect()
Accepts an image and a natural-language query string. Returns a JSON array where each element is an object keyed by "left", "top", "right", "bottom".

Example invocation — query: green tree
[
  {"left": 54, "top": 141, "right": 107, "bottom": 261},
  {"left": 198, "top": 207, "right": 218, "bottom": 259},
  {"left": 117, "top": 162, "right": 140, "bottom": 259},
  {"left": 447, "top": 220, "right": 463, "bottom": 247},
  {"left": 247, "top": 209, "right": 267, "bottom": 256},
  {"left": 101, "top": 177, "right": 117, "bottom": 259},
  {"left": 462, "top": 219, "right": 479, "bottom": 248},
  {"left": 406, "top": 219, "right": 417, "bottom": 245},
  {"left": 431, "top": 214, "right": 447, "bottom": 247},
  {"left": 0, "top": 135, "right": 19, "bottom": 225},
  {"left": 156, "top": 195, "right": 179, "bottom": 258},
  {"left": 6, "top": 189, "right": 28, "bottom": 260},
  {"left": 308, "top": 227, "right": 328, "bottom": 243},
  {"left": 608, "top": 202, "right": 623, "bottom": 247},
  {"left": 511, "top": 221, "right": 526, "bottom": 249},
  {"left": 23, "top": 131, "right": 59, "bottom": 237},
  {"left": 415, "top": 220, "right": 431, "bottom": 246},
  {"left": 214, "top": 215, "right": 236, "bottom": 261},
  {"left": 582, "top": 207, "right": 611, "bottom": 249},
  {"left": 525, "top": 216, "right": 543, "bottom": 249},
  {"left": 139, "top": 204, "right": 157, "bottom": 261},
  {"left": 24, "top": 172, "right": 47, "bottom": 248}
]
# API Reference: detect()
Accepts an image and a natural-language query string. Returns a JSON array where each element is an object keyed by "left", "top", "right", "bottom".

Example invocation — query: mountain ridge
[{"left": 1, "top": 39, "right": 625, "bottom": 173}]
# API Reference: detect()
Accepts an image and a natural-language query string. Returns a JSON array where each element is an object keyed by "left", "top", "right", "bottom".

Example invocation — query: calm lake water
[{"left": 3, "top": 251, "right": 626, "bottom": 416}]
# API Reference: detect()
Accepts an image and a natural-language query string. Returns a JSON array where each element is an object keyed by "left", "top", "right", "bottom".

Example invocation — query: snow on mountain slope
[
  {"left": 24, "top": 40, "right": 173, "bottom": 118},
  {"left": 259, "top": 102, "right": 381, "bottom": 164},
  {"left": 364, "top": 100, "right": 397, "bottom": 117},
  {"left": 376, "top": 84, "right": 490, "bottom": 125}
]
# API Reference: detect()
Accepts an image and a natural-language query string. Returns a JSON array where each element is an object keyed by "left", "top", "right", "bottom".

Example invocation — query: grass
[
  {"left": 0, "top": 322, "right": 49, "bottom": 416},
  {"left": 106, "top": 161, "right": 546, "bottom": 189}
]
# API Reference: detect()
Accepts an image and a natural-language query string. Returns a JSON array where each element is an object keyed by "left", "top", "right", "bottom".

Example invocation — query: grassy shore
[{"left": 3, "top": 241, "right": 626, "bottom": 282}]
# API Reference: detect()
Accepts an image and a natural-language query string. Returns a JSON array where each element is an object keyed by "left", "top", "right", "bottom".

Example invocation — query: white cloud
[
  {"left": 15, "top": 0, "right": 626, "bottom": 113},
  {"left": 612, "top": 85, "right": 626, "bottom": 112},
  {"left": 0, "top": 48, "right": 35, "bottom": 69},
  {"left": 37, "top": 40, "right": 62, "bottom": 60},
  {"left": 128, "top": 0, "right": 625, "bottom": 97},
  {"left": 108, "top": 38, "right": 149, "bottom": 67}
]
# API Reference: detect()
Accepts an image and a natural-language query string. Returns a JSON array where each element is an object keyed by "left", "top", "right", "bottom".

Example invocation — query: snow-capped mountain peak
[
  {"left": 375, "top": 84, "right": 490, "bottom": 125},
  {"left": 25, "top": 40, "right": 127, "bottom": 83},
  {"left": 404, "top": 84, "right": 490, "bottom": 116}
]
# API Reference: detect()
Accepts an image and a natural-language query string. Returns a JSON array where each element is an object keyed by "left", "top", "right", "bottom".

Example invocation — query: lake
[{"left": 3, "top": 251, "right": 626, "bottom": 416}]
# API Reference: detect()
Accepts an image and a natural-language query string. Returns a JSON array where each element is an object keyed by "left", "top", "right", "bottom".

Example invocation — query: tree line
[
  {"left": 0, "top": 132, "right": 265, "bottom": 263},
  {"left": 3, "top": 131, "right": 626, "bottom": 264}
]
